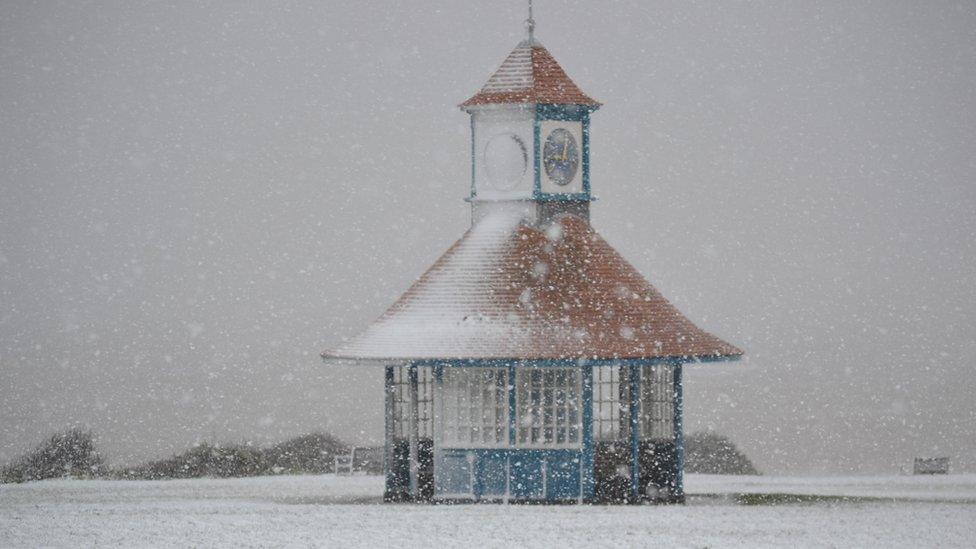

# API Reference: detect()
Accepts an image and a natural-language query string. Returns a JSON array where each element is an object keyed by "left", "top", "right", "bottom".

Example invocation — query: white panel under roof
[{"left": 473, "top": 107, "right": 534, "bottom": 201}]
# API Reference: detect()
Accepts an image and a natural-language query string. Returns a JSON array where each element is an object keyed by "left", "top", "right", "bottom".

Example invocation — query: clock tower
[
  {"left": 460, "top": 23, "right": 600, "bottom": 225},
  {"left": 323, "top": 4, "right": 744, "bottom": 506}
]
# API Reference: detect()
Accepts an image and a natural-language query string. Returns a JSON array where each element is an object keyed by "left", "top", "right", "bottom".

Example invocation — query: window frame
[
  {"left": 592, "top": 364, "right": 630, "bottom": 442},
  {"left": 515, "top": 367, "right": 582, "bottom": 449},
  {"left": 438, "top": 366, "right": 510, "bottom": 448},
  {"left": 391, "top": 365, "right": 433, "bottom": 440},
  {"left": 638, "top": 364, "right": 675, "bottom": 441}
]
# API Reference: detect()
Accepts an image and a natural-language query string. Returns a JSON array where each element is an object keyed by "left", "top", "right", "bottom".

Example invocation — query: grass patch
[{"left": 734, "top": 492, "right": 877, "bottom": 505}]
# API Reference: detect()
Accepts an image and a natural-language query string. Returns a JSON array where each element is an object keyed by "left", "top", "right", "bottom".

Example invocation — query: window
[
  {"left": 390, "top": 366, "right": 433, "bottom": 439},
  {"left": 440, "top": 367, "right": 509, "bottom": 447},
  {"left": 593, "top": 365, "right": 630, "bottom": 442},
  {"left": 639, "top": 364, "right": 674, "bottom": 440},
  {"left": 516, "top": 368, "right": 581, "bottom": 447}
]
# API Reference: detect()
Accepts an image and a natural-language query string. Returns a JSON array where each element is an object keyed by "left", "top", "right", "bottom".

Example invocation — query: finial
[{"left": 525, "top": 0, "right": 536, "bottom": 43}]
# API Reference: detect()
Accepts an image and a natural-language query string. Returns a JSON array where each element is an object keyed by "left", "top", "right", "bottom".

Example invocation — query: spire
[
  {"left": 459, "top": 0, "right": 600, "bottom": 108},
  {"left": 525, "top": 0, "right": 536, "bottom": 44}
]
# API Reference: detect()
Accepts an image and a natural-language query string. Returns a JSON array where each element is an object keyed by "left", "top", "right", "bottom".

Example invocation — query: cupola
[{"left": 461, "top": 29, "right": 600, "bottom": 225}]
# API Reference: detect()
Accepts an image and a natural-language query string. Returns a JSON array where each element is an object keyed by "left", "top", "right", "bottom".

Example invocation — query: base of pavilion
[
  {"left": 383, "top": 437, "right": 685, "bottom": 505},
  {"left": 381, "top": 361, "right": 691, "bottom": 505},
  {"left": 384, "top": 492, "right": 685, "bottom": 506},
  {"left": 384, "top": 492, "right": 685, "bottom": 505}
]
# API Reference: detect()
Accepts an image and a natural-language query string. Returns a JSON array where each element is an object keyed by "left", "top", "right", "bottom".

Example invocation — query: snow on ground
[
  {"left": 686, "top": 473, "right": 976, "bottom": 502},
  {"left": 1, "top": 474, "right": 974, "bottom": 548}
]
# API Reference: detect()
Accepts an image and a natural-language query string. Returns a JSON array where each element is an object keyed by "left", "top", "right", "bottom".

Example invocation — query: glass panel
[
  {"left": 639, "top": 364, "right": 674, "bottom": 440},
  {"left": 438, "top": 367, "right": 509, "bottom": 448},
  {"left": 593, "top": 365, "right": 629, "bottom": 442},
  {"left": 515, "top": 368, "right": 581, "bottom": 448},
  {"left": 390, "top": 366, "right": 433, "bottom": 440}
]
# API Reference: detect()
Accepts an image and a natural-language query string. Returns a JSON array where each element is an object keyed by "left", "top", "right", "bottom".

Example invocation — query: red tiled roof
[
  {"left": 323, "top": 212, "right": 741, "bottom": 362},
  {"left": 460, "top": 40, "right": 600, "bottom": 108}
]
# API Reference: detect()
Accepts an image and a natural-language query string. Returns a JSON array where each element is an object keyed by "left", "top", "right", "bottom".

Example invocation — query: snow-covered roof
[
  {"left": 460, "top": 40, "right": 600, "bottom": 108},
  {"left": 323, "top": 212, "right": 741, "bottom": 363}
]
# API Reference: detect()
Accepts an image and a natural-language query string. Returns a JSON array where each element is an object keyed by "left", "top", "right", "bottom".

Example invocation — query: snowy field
[{"left": 2, "top": 474, "right": 975, "bottom": 548}]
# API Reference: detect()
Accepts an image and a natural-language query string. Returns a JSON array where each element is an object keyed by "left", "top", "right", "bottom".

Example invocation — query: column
[
  {"left": 383, "top": 366, "right": 395, "bottom": 500},
  {"left": 408, "top": 364, "right": 420, "bottom": 499},
  {"left": 628, "top": 363, "right": 641, "bottom": 503},
  {"left": 672, "top": 362, "right": 684, "bottom": 502},
  {"left": 581, "top": 364, "right": 594, "bottom": 501}
]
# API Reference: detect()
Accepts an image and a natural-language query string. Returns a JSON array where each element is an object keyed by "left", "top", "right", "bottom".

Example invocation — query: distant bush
[
  {"left": 2, "top": 430, "right": 383, "bottom": 483},
  {"left": 116, "top": 442, "right": 269, "bottom": 480},
  {"left": 115, "top": 433, "right": 362, "bottom": 480},
  {"left": 1, "top": 428, "right": 104, "bottom": 483},
  {"left": 684, "top": 432, "right": 760, "bottom": 475},
  {"left": 263, "top": 433, "right": 346, "bottom": 475}
]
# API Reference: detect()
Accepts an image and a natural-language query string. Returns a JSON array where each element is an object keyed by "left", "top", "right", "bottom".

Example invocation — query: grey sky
[{"left": 1, "top": 0, "right": 974, "bottom": 474}]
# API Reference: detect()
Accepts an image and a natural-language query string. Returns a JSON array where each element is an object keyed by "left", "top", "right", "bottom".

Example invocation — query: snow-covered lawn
[
  {"left": 2, "top": 474, "right": 974, "bottom": 548},
  {"left": 686, "top": 473, "right": 976, "bottom": 502}
]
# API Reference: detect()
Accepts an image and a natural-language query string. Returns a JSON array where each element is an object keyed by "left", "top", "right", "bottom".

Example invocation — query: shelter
[{"left": 322, "top": 18, "right": 741, "bottom": 504}]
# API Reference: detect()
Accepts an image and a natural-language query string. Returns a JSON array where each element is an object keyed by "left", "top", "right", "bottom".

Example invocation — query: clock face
[
  {"left": 484, "top": 133, "right": 528, "bottom": 191},
  {"left": 542, "top": 128, "right": 580, "bottom": 187}
]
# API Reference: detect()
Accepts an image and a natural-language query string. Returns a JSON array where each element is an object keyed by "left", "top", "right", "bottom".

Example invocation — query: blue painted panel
[
  {"left": 510, "top": 455, "right": 545, "bottom": 500},
  {"left": 545, "top": 455, "right": 581, "bottom": 500},
  {"left": 475, "top": 451, "right": 508, "bottom": 497},
  {"left": 436, "top": 452, "right": 472, "bottom": 496},
  {"left": 436, "top": 448, "right": 584, "bottom": 501},
  {"left": 536, "top": 104, "right": 595, "bottom": 121}
]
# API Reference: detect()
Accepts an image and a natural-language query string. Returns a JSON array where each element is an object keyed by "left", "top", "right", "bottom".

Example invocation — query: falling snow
[{"left": 2, "top": 0, "right": 975, "bottom": 546}]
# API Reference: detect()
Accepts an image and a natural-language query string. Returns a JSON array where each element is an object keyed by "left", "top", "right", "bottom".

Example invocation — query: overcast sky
[{"left": 2, "top": 1, "right": 974, "bottom": 474}]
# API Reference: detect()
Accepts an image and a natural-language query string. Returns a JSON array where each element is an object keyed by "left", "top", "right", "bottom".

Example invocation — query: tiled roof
[
  {"left": 323, "top": 212, "right": 741, "bottom": 362},
  {"left": 460, "top": 40, "right": 600, "bottom": 108}
]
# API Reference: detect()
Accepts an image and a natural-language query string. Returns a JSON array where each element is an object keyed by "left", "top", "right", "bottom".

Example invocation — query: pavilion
[{"left": 322, "top": 14, "right": 741, "bottom": 504}]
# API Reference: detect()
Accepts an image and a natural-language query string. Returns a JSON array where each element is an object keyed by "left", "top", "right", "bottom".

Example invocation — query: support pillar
[
  {"left": 581, "top": 364, "right": 594, "bottom": 501},
  {"left": 383, "top": 366, "right": 395, "bottom": 500},
  {"left": 673, "top": 362, "right": 685, "bottom": 502},
  {"left": 408, "top": 364, "right": 420, "bottom": 500},
  {"left": 508, "top": 364, "right": 517, "bottom": 447},
  {"left": 628, "top": 363, "right": 641, "bottom": 503}
]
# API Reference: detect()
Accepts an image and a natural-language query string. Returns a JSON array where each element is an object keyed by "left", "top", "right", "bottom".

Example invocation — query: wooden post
[
  {"left": 408, "top": 363, "right": 420, "bottom": 499},
  {"left": 383, "top": 366, "right": 395, "bottom": 500},
  {"left": 581, "top": 364, "right": 594, "bottom": 501},
  {"left": 629, "top": 363, "right": 641, "bottom": 503},
  {"left": 508, "top": 364, "right": 517, "bottom": 447},
  {"left": 673, "top": 362, "right": 684, "bottom": 502}
]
